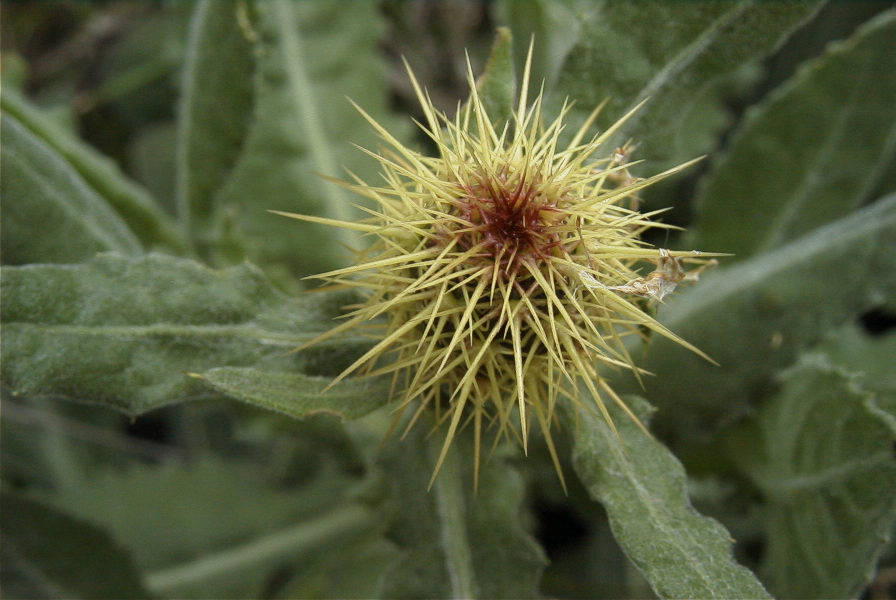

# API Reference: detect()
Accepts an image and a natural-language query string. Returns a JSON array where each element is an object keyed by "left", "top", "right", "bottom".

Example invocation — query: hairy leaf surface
[
  {"left": 732, "top": 355, "right": 896, "bottom": 598},
  {"left": 1, "top": 253, "right": 360, "bottom": 414},
  {"left": 1, "top": 92, "right": 186, "bottom": 254},
  {"left": 196, "top": 367, "right": 389, "bottom": 422},
  {"left": 551, "top": 0, "right": 821, "bottom": 171},
  {"left": 1, "top": 114, "right": 143, "bottom": 265},
  {"left": 692, "top": 10, "right": 896, "bottom": 258},
  {"left": 570, "top": 398, "right": 771, "bottom": 599},
  {"left": 623, "top": 195, "right": 896, "bottom": 441}
]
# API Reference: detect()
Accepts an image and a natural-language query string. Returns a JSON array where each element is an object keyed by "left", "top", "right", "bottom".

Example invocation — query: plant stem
[{"left": 144, "top": 503, "right": 373, "bottom": 595}]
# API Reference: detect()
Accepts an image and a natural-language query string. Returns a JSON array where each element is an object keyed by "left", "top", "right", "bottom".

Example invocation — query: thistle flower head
[{"left": 276, "top": 44, "right": 717, "bottom": 489}]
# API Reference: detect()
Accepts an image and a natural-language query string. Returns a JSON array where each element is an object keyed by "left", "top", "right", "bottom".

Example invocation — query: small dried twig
[{"left": 608, "top": 249, "right": 718, "bottom": 302}]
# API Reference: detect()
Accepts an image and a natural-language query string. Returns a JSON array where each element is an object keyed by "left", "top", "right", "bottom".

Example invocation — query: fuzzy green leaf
[
  {"left": 570, "top": 397, "right": 771, "bottom": 599},
  {"left": 377, "top": 419, "right": 546, "bottom": 599},
  {"left": 0, "top": 253, "right": 362, "bottom": 414},
  {"left": 0, "top": 92, "right": 187, "bottom": 255},
  {"left": 816, "top": 323, "right": 896, "bottom": 394},
  {"left": 731, "top": 354, "right": 896, "bottom": 598},
  {"left": 551, "top": 0, "right": 821, "bottom": 170},
  {"left": 473, "top": 27, "right": 517, "bottom": 126},
  {"left": 0, "top": 114, "right": 143, "bottom": 265},
  {"left": 176, "top": 0, "right": 256, "bottom": 255},
  {"left": 196, "top": 367, "right": 390, "bottom": 422},
  {"left": 1, "top": 491, "right": 150, "bottom": 599},
  {"left": 623, "top": 194, "right": 896, "bottom": 442},
  {"left": 495, "top": 0, "right": 593, "bottom": 90},
  {"left": 692, "top": 10, "right": 896, "bottom": 258},
  {"left": 177, "top": 0, "right": 408, "bottom": 276}
]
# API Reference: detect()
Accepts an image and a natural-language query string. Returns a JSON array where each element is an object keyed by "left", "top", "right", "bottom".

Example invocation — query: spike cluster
[{"left": 276, "top": 46, "right": 716, "bottom": 488}]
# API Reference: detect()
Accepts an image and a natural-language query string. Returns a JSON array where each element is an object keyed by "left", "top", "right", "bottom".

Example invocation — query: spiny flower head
[{"left": 276, "top": 45, "right": 717, "bottom": 489}]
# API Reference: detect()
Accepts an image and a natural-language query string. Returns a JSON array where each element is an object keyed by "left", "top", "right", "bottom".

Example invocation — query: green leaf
[
  {"left": 377, "top": 419, "right": 547, "bottom": 599},
  {"left": 45, "top": 456, "right": 383, "bottom": 599},
  {"left": 621, "top": 194, "right": 896, "bottom": 442},
  {"left": 1, "top": 491, "right": 151, "bottom": 599},
  {"left": 195, "top": 367, "right": 390, "bottom": 422},
  {"left": 279, "top": 538, "right": 402, "bottom": 600},
  {"left": 0, "top": 114, "right": 143, "bottom": 265},
  {"left": 473, "top": 27, "right": 516, "bottom": 126},
  {"left": 551, "top": 1, "right": 821, "bottom": 170},
  {"left": 0, "top": 253, "right": 362, "bottom": 414},
  {"left": 569, "top": 397, "right": 771, "bottom": 599},
  {"left": 495, "top": 0, "right": 594, "bottom": 90},
  {"left": 816, "top": 323, "right": 896, "bottom": 394},
  {"left": 692, "top": 10, "right": 896, "bottom": 258},
  {"left": 731, "top": 354, "right": 896, "bottom": 598},
  {"left": 1, "top": 91, "right": 187, "bottom": 255},
  {"left": 176, "top": 0, "right": 256, "bottom": 254},
  {"left": 177, "top": 0, "right": 409, "bottom": 276}
]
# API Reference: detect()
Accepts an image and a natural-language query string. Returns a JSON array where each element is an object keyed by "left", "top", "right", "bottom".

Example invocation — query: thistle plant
[
  {"left": 276, "top": 45, "right": 718, "bottom": 487},
  {"left": 6, "top": 4, "right": 894, "bottom": 598}
]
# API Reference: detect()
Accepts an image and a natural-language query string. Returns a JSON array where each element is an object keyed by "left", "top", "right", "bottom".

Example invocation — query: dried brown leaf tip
[{"left": 276, "top": 44, "right": 719, "bottom": 490}]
